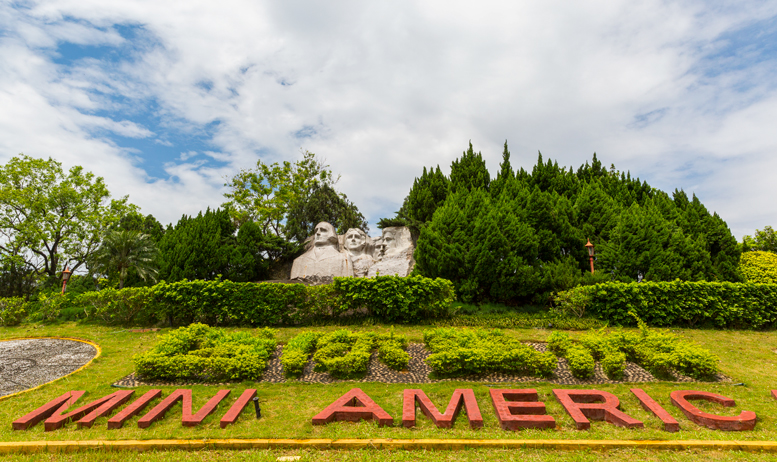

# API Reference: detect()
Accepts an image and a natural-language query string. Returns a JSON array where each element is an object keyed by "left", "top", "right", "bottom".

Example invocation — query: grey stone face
[
  {"left": 290, "top": 222, "right": 354, "bottom": 281},
  {"left": 290, "top": 224, "right": 415, "bottom": 280}
]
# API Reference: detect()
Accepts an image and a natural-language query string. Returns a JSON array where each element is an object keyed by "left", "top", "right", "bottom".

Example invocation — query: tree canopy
[
  {"left": 387, "top": 142, "right": 742, "bottom": 304},
  {"left": 0, "top": 154, "right": 132, "bottom": 282}
]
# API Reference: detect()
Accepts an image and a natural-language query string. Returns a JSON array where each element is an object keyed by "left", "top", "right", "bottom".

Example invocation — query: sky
[{"left": 1, "top": 0, "right": 776, "bottom": 239}]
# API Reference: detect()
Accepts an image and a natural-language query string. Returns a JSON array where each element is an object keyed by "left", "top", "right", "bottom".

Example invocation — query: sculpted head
[
  {"left": 344, "top": 228, "right": 368, "bottom": 255},
  {"left": 313, "top": 222, "right": 338, "bottom": 248},
  {"left": 381, "top": 227, "right": 412, "bottom": 258}
]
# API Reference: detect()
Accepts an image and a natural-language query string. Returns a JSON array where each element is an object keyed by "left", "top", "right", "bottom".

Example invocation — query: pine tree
[{"left": 449, "top": 142, "right": 490, "bottom": 194}]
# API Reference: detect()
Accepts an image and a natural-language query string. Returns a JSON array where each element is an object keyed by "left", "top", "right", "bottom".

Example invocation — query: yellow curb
[
  {"left": 0, "top": 336, "right": 102, "bottom": 403},
  {"left": 2, "top": 439, "right": 777, "bottom": 453}
]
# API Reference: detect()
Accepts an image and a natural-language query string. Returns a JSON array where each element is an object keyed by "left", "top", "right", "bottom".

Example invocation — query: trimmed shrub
[
  {"left": 334, "top": 276, "right": 455, "bottom": 323},
  {"left": 556, "top": 281, "right": 777, "bottom": 328},
  {"left": 281, "top": 331, "right": 322, "bottom": 377},
  {"left": 0, "top": 296, "right": 26, "bottom": 326},
  {"left": 566, "top": 345, "right": 595, "bottom": 379},
  {"left": 740, "top": 251, "right": 777, "bottom": 284},
  {"left": 302, "top": 329, "right": 410, "bottom": 378},
  {"left": 133, "top": 324, "right": 277, "bottom": 382},
  {"left": 601, "top": 348, "right": 626, "bottom": 380},
  {"left": 547, "top": 331, "right": 572, "bottom": 357},
  {"left": 424, "top": 328, "right": 557, "bottom": 378}
]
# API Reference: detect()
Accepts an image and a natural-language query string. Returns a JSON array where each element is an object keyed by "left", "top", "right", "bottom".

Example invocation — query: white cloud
[{"left": 0, "top": 0, "right": 776, "bottom": 236}]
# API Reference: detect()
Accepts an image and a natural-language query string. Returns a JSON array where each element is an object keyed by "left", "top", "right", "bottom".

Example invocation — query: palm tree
[{"left": 91, "top": 230, "right": 159, "bottom": 289}]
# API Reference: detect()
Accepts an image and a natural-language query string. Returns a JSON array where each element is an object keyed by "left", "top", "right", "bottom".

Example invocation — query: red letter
[
  {"left": 137, "top": 389, "right": 231, "bottom": 428},
  {"left": 12, "top": 391, "right": 85, "bottom": 430},
  {"left": 220, "top": 389, "right": 257, "bottom": 428},
  {"left": 489, "top": 389, "right": 555, "bottom": 430},
  {"left": 553, "top": 389, "right": 643, "bottom": 430},
  {"left": 631, "top": 388, "right": 679, "bottom": 432},
  {"left": 312, "top": 388, "right": 392, "bottom": 427},
  {"left": 15, "top": 390, "right": 135, "bottom": 431},
  {"left": 107, "top": 389, "right": 162, "bottom": 429},
  {"left": 670, "top": 390, "right": 756, "bottom": 431},
  {"left": 402, "top": 389, "right": 483, "bottom": 429}
]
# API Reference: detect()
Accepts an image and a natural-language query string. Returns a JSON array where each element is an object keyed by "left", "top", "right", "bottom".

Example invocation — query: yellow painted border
[
  {"left": 0, "top": 336, "right": 101, "bottom": 403},
  {"left": 1, "top": 438, "right": 777, "bottom": 454}
]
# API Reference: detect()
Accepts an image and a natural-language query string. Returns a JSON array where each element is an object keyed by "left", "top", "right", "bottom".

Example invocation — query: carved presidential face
[
  {"left": 373, "top": 238, "right": 384, "bottom": 259},
  {"left": 382, "top": 231, "right": 396, "bottom": 251},
  {"left": 313, "top": 222, "right": 337, "bottom": 247},
  {"left": 344, "top": 228, "right": 367, "bottom": 253}
]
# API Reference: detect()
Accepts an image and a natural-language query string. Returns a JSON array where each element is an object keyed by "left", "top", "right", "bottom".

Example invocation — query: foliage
[
  {"left": 742, "top": 226, "right": 777, "bottom": 253},
  {"left": 551, "top": 320, "right": 719, "bottom": 380},
  {"left": 284, "top": 182, "right": 367, "bottom": 243},
  {"left": 423, "top": 328, "right": 557, "bottom": 378},
  {"left": 0, "top": 296, "right": 26, "bottom": 326},
  {"left": 157, "top": 208, "right": 274, "bottom": 283},
  {"left": 0, "top": 154, "right": 133, "bottom": 286},
  {"left": 90, "top": 230, "right": 158, "bottom": 289},
  {"left": 557, "top": 281, "right": 777, "bottom": 329},
  {"left": 547, "top": 331, "right": 572, "bottom": 356},
  {"left": 333, "top": 275, "right": 455, "bottom": 323},
  {"left": 565, "top": 345, "right": 595, "bottom": 379},
  {"left": 739, "top": 251, "right": 777, "bottom": 284},
  {"left": 309, "top": 329, "right": 409, "bottom": 378},
  {"left": 383, "top": 143, "right": 742, "bottom": 305},
  {"left": 280, "top": 331, "right": 322, "bottom": 377},
  {"left": 429, "top": 312, "right": 604, "bottom": 330},
  {"left": 133, "top": 323, "right": 277, "bottom": 382}
]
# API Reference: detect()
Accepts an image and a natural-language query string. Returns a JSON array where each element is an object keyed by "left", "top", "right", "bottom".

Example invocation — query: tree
[
  {"left": 91, "top": 230, "right": 158, "bottom": 289},
  {"left": 449, "top": 142, "right": 490, "bottom": 194},
  {"left": 222, "top": 150, "right": 336, "bottom": 237},
  {"left": 285, "top": 182, "right": 367, "bottom": 243},
  {"left": 743, "top": 226, "right": 777, "bottom": 253},
  {"left": 0, "top": 155, "right": 132, "bottom": 283}
]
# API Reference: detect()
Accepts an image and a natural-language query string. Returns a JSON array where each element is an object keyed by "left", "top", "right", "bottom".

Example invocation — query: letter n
[
  {"left": 403, "top": 388, "right": 483, "bottom": 429},
  {"left": 489, "top": 389, "right": 555, "bottom": 430},
  {"left": 137, "top": 389, "right": 231, "bottom": 428},
  {"left": 312, "top": 388, "right": 393, "bottom": 427},
  {"left": 12, "top": 391, "right": 85, "bottom": 430},
  {"left": 553, "top": 389, "right": 643, "bottom": 430},
  {"left": 671, "top": 390, "right": 756, "bottom": 431}
]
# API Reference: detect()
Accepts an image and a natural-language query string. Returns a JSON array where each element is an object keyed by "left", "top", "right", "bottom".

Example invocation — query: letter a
[{"left": 312, "top": 388, "right": 393, "bottom": 427}]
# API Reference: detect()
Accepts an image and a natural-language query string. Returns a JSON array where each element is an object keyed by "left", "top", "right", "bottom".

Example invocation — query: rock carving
[{"left": 290, "top": 222, "right": 353, "bottom": 281}]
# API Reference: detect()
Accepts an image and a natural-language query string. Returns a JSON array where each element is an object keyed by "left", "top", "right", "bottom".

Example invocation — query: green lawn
[{"left": 1, "top": 323, "right": 777, "bottom": 459}]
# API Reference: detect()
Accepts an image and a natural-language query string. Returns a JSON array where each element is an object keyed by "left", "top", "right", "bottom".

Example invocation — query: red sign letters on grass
[{"left": 11, "top": 387, "right": 760, "bottom": 432}]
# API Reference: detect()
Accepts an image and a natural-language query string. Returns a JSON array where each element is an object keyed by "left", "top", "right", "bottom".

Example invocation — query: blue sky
[{"left": 1, "top": 1, "right": 776, "bottom": 238}]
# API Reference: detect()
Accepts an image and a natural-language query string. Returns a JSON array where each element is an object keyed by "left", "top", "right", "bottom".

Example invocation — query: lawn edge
[{"left": 1, "top": 438, "right": 777, "bottom": 453}]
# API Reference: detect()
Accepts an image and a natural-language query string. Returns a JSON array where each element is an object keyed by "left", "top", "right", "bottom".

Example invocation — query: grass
[{"left": 2, "top": 322, "right": 777, "bottom": 459}]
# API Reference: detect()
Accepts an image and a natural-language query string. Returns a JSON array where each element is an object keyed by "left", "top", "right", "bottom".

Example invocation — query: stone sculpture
[
  {"left": 290, "top": 222, "right": 353, "bottom": 281},
  {"left": 289, "top": 223, "right": 415, "bottom": 281},
  {"left": 343, "top": 228, "right": 375, "bottom": 278},
  {"left": 367, "top": 227, "right": 415, "bottom": 277}
]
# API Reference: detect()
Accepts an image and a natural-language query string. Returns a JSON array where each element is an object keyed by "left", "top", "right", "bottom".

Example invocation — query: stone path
[
  {"left": 113, "top": 342, "right": 729, "bottom": 387},
  {"left": 0, "top": 339, "right": 97, "bottom": 397}
]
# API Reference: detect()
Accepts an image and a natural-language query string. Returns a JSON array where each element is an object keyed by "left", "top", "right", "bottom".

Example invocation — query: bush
[
  {"left": 29, "top": 275, "right": 455, "bottom": 327},
  {"left": 566, "top": 345, "right": 595, "bottom": 379},
  {"left": 601, "top": 348, "right": 626, "bottom": 380},
  {"left": 0, "top": 297, "right": 26, "bottom": 326},
  {"left": 424, "top": 328, "right": 557, "bottom": 378},
  {"left": 133, "top": 324, "right": 277, "bottom": 382},
  {"left": 281, "top": 331, "right": 322, "bottom": 377},
  {"left": 297, "top": 329, "right": 410, "bottom": 378},
  {"left": 547, "top": 331, "right": 572, "bottom": 356},
  {"left": 430, "top": 312, "right": 604, "bottom": 330},
  {"left": 740, "top": 251, "right": 777, "bottom": 284},
  {"left": 556, "top": 281, "right": 777, "bottom": 328},
  {"left": 334, "top": 276, "right": 455, "bottom": 323}
]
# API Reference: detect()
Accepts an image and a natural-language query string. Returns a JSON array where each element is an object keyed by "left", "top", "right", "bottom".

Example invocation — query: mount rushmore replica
[{"left": 290, "top": 223, "right": 415, "bottom": 283}]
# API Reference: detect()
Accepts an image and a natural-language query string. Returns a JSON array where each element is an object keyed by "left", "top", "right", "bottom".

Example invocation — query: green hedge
[
  {"left": 0, "top": 296, "right": 26, "bottom": 326},
  {"left": 423, "top": 328, "right": 557, "bottom": 378},
  {"left": 133, "top": 323, "right": 277, "bottom": 382},
  {"left": 555, "top": 281, "right": 777, "bottom": 328},
  {"left": 15, "top": 275, "right": 455, "bottom": 327}
]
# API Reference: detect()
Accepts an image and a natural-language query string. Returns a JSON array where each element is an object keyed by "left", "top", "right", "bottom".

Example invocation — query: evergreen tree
[
  {"left": 490, "top": 141, "right": 514, "bottom": 198},
  {"left": 285, "top": 182, "right": 367, "bottom": 243},
  {"left": 449, "top": 142, "right": 490, "bottom": 194}
]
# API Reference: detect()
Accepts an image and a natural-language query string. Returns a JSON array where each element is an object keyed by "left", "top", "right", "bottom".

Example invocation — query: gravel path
[
  {"left": 0, "top": 338, "right": 97, "bottom": 397},
  {"left": 113, "top": 342, "right": 728, "bottom": 387}
]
